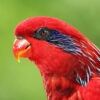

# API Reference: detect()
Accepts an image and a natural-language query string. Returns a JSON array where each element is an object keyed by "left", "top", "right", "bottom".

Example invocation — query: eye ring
[{"left": 31, "top": 27, "right": 52, "bottom": 41}]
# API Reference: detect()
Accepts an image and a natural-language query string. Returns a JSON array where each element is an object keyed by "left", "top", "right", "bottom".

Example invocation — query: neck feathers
[{"left": 42, "top": 74, "right": 83, "bottom": 100}]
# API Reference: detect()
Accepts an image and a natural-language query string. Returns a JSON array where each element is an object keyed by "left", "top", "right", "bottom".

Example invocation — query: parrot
[{"left": 13, "top": 16, "right": 100, "bottom": 100}]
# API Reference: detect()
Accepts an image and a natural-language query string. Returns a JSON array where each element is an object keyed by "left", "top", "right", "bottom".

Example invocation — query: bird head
[
  {"left": 13, "top": 17, "right": 87, "bottom": 74},
  {"left": 13, "top": 16, "right": 100, "bottom": 84},
  {"left": 14, "top": 17, "right": 84, "bottom": 73}
]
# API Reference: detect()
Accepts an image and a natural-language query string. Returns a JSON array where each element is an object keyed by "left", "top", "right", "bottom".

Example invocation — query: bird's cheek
[{"left": 13, "top": 39, "right": 32, "bottom": 62}]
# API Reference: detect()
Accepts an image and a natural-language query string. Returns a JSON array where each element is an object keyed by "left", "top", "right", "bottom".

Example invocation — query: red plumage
[{"left": 13, "top": 16, "right": 100, "bottom": 100}]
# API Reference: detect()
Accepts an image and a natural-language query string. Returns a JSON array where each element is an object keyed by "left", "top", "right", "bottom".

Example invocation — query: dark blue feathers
[
  {"left": 75, "top": 66, "right": 93, "bottom": 86},
  {"left": 47, "top": 30, "right": 82, "bottom": 55},
  {"left": 33, "top": 27, "right": 82, "bottom": 55}
]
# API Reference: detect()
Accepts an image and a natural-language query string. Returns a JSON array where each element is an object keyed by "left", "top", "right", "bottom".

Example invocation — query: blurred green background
[{"left": 0, "top": 0, "right": 100, "bottom": 100}]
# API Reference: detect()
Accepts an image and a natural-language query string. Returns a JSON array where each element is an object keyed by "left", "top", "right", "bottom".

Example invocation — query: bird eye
[
  {"left": 31, "top": 27, "right": 52, "bottom": 41},
  {"left": 39, "top": 29, "right": 48, "bottom": 37},
  {"left": 16, "top": 35, "right": 25, "bottom": 40}
]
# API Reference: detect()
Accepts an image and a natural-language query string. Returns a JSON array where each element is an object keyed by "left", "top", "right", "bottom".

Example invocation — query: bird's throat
[{"left": 42, "top": 74, "right": 82, "bottom": 100}]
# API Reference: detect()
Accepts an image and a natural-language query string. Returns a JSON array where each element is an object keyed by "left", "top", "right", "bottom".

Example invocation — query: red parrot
[{"left": 13, "top": 16, "right": 100, "bottom": 100}]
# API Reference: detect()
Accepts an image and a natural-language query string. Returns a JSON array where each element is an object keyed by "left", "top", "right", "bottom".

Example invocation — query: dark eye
[
  {"left": 31, "top": 27, "right": 52, "bottom": 41},
  {"left": 16, "top": 35, "right": 25, "bottom": 40}
]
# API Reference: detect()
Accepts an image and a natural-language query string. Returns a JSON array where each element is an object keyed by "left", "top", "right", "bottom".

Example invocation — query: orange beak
[{"left": 13, "top": 39, "right": 32, "bottom": 62}]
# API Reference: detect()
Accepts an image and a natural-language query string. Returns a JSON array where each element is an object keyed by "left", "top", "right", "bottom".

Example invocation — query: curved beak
[{"left": 13, "top": 39, "right": 32, "bottom": 62}]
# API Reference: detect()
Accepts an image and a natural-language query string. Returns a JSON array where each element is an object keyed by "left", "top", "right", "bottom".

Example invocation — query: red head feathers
[{"left": 13, "top": 16, "right": 100, "bottom": 100}]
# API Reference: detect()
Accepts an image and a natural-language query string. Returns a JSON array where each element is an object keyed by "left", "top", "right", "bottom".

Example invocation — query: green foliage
[{"left": 0, "top": 0, "right": 100, "bottom": 100}]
